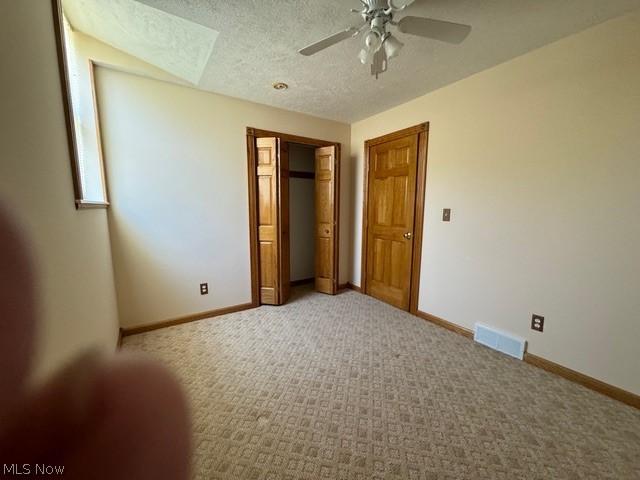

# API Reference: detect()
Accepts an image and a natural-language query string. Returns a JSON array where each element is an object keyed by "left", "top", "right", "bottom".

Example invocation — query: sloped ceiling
[
  {"left": 62, "top": 0, "right": 219, "bottom": 85},
  {"left": 65, "top": 0, "right": 640, "bottom": 122}
]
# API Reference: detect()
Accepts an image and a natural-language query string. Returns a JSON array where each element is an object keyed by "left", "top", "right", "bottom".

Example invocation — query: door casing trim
[
  {"left": 246, "top": 127, "right": 341, "bottom": 306},
  {"left": 359, "top": 122, "right": 429, "bottom": 314}
]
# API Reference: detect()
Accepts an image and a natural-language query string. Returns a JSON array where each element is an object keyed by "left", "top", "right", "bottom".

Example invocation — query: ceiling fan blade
[
  {"left": 299, "top": 27, "right": 359, "bottom": 56},
  {"left": 388, "top": 0, "right": 416, "bottom": 12},
  {"left": 397, "top": 16, "right": 471, "bottom": 44}
]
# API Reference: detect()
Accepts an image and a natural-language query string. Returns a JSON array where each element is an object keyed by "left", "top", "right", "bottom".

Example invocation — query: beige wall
[
  {"left": 95, "top": 68, "right": 350, "bottom": 328},
  {"left": 350, "top": 10, "right": 640, "bottom": 395},
  {"left": 62, "top": 27, "right": 186, "bottom": 202},
  {"left": 0, "top": 1, "right": 120, "bottom": 379},
  {"left": 70, "top": 28, "right": 186, "bottom": 85}
]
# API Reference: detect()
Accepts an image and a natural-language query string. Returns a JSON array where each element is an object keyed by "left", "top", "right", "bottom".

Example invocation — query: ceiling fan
[{"left": 299, "top": 0, "right": 472, "bottom": 79}]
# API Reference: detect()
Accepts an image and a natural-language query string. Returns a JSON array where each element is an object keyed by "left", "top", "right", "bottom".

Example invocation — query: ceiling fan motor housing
[
  {"left": 357, "top": 0, "right": 413, "bottom": 36},
  {"left": 367, "top": 0, "right": 390, "bottom": 10},
  {"left": 358, "top": 5, "right": 393, "bottom": 42}
]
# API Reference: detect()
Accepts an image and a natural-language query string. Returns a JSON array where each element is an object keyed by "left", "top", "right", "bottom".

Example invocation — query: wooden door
[
  {"left": 279, "top": 142, "right": 290, "bottom": 304},
  {"left": 256, "top": 137, "right": 290, "bottom": 305},
  {"left": 314, "top": 145, "right": 339, "bottom": 295},
  {"left": 365, "top": 134, "right": 419, "bottom": 310}
]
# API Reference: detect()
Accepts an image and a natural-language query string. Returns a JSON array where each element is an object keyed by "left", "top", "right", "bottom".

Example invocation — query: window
[{"left": 52, "top": 0, "right": 109, "bottom": 208}]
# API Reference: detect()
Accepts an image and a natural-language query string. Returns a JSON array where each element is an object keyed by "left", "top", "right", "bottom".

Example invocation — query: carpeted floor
[{"left": 123, "top": 287, "right": 640, "bottom": 480}]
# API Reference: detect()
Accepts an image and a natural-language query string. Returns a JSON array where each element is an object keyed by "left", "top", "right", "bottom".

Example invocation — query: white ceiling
[{"left": 67, "top": 0, "right": 640, "bottom": 123}]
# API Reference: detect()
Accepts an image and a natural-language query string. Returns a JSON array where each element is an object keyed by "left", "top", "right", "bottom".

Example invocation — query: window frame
[{"left": 51, "top": 0, "right": 110, "bottom": 209}]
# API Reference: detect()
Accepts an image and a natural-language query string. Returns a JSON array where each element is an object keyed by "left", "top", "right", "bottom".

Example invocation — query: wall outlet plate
[
  {"left": 531, "top": 314, "right": 544, "bottom": 332},
  {"left": 200, "top": 283, "right": 209, "bottom": 295},
  {"left": 443, "top": 208, "right": 451, "bottom": 222}
]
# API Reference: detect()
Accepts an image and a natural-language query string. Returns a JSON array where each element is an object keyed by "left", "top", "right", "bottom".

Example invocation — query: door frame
[
  {"left": 359, "top": 122, "right": 429, "bottom": 315},
  {"left": 246, "top": 127, "right": 341, "bottom": 306}
]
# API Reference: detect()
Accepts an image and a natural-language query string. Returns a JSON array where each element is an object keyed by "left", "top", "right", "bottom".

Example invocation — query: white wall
[
  {"left": 350, "top": 10, "right": 640, "bottom": 395},
  {"left": 95, "top": 69, "right": 351, "bottom": 328},
  {"left": 289, "top": 144, "right": 316, "bottom": 282},
  {"left": 0, "top": 1, "right": 120, "bottom": 380}
]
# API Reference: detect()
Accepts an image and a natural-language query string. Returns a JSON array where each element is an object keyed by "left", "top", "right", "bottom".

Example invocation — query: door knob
[{"left": 403, "top": 232, "right": 413, "bottom": 240}]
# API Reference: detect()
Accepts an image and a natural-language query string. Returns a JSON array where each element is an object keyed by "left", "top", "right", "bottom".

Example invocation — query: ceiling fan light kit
[{"left": 299, "top": 0, "right": 472, "bottom": 79}]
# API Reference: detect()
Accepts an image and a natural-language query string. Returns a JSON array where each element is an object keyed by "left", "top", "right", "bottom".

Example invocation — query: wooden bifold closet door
[
  {"left": 254, "top": 135, "right": 339, "bottom": 305},
  {"left": 256, "top": 137, "right": 290, "bottom": 305},
  {"left": 314, "top": 145, "right": 339, "bottom": 295}
]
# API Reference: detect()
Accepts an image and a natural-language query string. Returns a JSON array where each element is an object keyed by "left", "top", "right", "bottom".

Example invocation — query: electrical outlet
[
  {"left": 443, "top": 208, "right": 451, "bottom": 222},
  {"left": 531, "top": 314, "right": 544, "bottom": 332},
  {"left": 200, "top": 283, "right": 209, "bottom": 295}
]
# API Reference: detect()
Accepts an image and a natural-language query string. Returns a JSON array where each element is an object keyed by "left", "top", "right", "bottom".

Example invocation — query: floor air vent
[{"left": 474, "top": 324, "right": 526, "bottom": 360}]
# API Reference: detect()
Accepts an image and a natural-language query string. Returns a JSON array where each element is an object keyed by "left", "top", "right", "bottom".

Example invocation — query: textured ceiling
[
  {"left": 69, "top": 0, "right": 640, "bottom": 122},
  {"left": 63, "top": 0, "right": 218, "bottom": 85}
]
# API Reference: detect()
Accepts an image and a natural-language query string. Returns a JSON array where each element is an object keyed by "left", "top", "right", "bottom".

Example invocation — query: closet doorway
[{"left": 246, "top": 128, "right": 340, "bottom": 306}]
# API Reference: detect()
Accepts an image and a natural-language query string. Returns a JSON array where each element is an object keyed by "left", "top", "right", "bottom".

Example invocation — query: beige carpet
[{"left": 123, "top": 287, "right": 640, "bottom": 479}]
